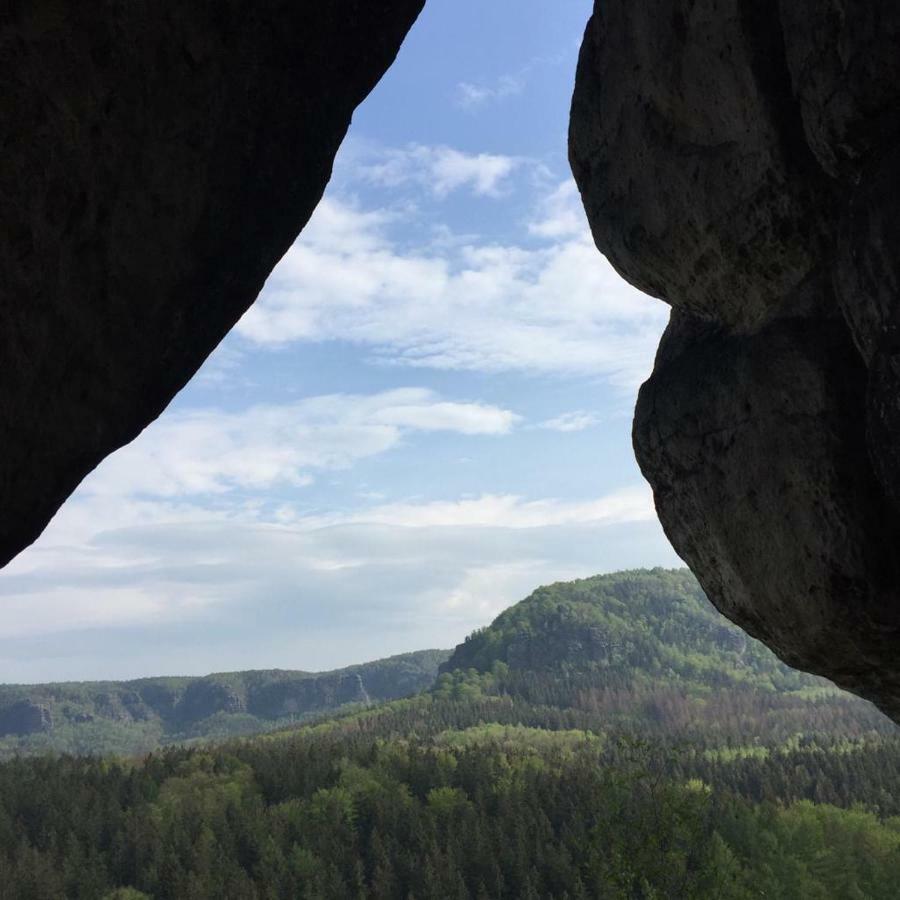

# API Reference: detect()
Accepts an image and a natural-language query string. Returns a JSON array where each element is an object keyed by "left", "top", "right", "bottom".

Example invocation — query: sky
[{"left": 0, "top": 0, "right": 680, "bottom": 683}]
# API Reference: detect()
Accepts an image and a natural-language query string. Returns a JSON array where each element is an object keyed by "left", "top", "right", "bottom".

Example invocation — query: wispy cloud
[
  {"left": 0, "top": 29, "right": 679, "bottom": 685},
  {"left": 272, "top": 485, "right": 656, "bottom": 529},
  {"left": 455, "top": 74, "right": 525, "bottom": 111},
  {"left": 359, "top": 144, "right": 523, "bottom": 198},
  {"left": 0, "top": 146, "right": 671, "bottom": 682},
  {"left": 75, "top": 388, "right": 518, "bottom": 503},
  {"left": 537, "top": 411, "right": 601, "bottom": 433},
  {"left": 453, "top": 46, "right": 572, "bottom": 113},
  {"left": 0, "top": 486, "right": 674, "bottom": 679},
  {"left": 313, "top": 485, "right": 656, "bottom": 529},
  {"left": 237, "top": 182, "right": 667, "bottom": 389}
]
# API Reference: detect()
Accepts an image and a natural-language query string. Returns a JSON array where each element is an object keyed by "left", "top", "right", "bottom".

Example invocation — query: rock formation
[
  {"left": 4, "top": 0, "right": 900, "bottom": 724},
  {"left": 0, "top": 651, "right": 447, "bottom": 740},
  {"left": 570, "top": 0, "right": 900, "bottom": 719},
  {"left": 0, "top": 0, "right": 424, "bottom": 566},
  {"left": 0, "top": 700, "right": 52, "bottom": 737}
]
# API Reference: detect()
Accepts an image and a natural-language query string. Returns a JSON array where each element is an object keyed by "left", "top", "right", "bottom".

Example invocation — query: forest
[
  {"left": 2, "top": 569, "right": 899, "bottom": 898},
  {"left": 0, "top": 651, "right": 449, "bottom": 759}
]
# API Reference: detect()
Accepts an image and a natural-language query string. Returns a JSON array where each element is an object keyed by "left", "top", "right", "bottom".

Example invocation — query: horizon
[
  {"left": 0, "top": 0, "right": 681, "bottom": 683},
  {"left": 1, "top": 565, "right": 695, "bottom": 686}
]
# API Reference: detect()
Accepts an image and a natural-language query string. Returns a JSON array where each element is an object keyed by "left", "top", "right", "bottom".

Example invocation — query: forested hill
[
  {"left": 0, "top": 649, "right": 448, "bottom": 757},
  {"left": 4, "top": 571, "right": 900, "bottom": 897},
  {"left": 439, "top": 568, "right": 896, "bottom": 740},
  {"left": 4, "top": 568, "right": 896, "bottom": 758},
  {"left": 4, "top": 570, "right": 900, "bottom": 897},
  {"left": 444, "top": 568, "right": 807, "bottom": 688}
]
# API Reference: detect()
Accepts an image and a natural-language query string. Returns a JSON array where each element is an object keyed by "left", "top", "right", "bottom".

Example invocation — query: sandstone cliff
[
  {"left": 0, "top": 0, "right": 424, "bottom": 565},
  {"left": 570, "top": 0, "right": 900, "bottom": 719}
]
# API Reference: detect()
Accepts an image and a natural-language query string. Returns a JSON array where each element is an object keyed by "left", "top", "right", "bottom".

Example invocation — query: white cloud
[
  {"left": 537, "top": 411, "right": 601, "bottom": 433},
  {"left": 237, "top": 184, "right": 667, "bottom": 390},
  {"left": 528, "top": 180, "right": 586, "bottom": 239},
  {"left": 455, "top": 74, "right": 525, "bottom": 111},
  {"left": 0, "top": 585, "right": 213, "bottom": 641},
  {"left": 304, "top": 485, "right": 655, "bottom": 530},
  {"left": 0, "top": 488, "right": 677, "bottom": 679},
  {"left": 452, "top": 47, "right": 571, "bottom": 114},
  {"left": 0, "top": 146, "right": 677, "bottom": 681},
  {"left": 359, "top": 144, "right": 522, "bottom": 198},
  {"left": 60, "top": 388, "right": 518, "bottom": 505},
  {"left": 194, "top": 343, "right": 248, "bottom": 388}
]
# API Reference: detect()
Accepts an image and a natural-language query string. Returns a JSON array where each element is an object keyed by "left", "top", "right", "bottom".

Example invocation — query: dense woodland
[
  {"left": 2, "top": 569, "right": 899, "bottom": 898},
  {"left": 0, "top": 651, "right": 449, "bottom": 759}
]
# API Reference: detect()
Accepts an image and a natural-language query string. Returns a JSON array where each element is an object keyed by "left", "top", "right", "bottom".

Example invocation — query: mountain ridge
[
  {"left": 3, "top": 570, "right": 900, "bottom": 897},
  {"left": 0, "top": 649, "right": 449, "bottom": 756},
  {"left": 4, "top": 567, "right": 896, "bottom": 757}
]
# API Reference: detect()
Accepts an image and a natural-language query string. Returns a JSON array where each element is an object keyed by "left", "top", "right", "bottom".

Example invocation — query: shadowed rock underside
[
  {"left": 3, "top": 0, "right": 899, "bottom": 724},
  {"left": 0, "top": 0, "right": 424, "bottom": 566},
  {"left": 570, "top": 0, "right": 900, "bottom": 720}
]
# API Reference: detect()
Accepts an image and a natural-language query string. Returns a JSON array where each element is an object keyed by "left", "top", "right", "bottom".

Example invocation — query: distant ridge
[
  {"left": 0, "top": 649, "right": 449, "bottom": 757},
  {"left": 4, "top": 567, "right": 895, "bottom": 758}
]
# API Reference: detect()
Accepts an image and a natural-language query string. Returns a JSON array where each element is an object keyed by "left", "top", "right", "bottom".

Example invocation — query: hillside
[
  {"left": 447, "top": 569, "right": 823, "bottom": 688},
  {"left": 3, "top": 568, "right": 895, "bottom": 759},
  {"left": 438, "top": 568, "right": 895, "bottom": 742},
  {"left": 3, "top": 569, "right": 900, "bottom": 897},
  {"left": 0, "top": 649, "right": 449, "bottom": 757}
]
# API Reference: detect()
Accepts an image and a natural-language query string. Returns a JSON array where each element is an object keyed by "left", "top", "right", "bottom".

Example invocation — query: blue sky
[{"left": 0, "top": 0, "right": 680, "bottom": 682}]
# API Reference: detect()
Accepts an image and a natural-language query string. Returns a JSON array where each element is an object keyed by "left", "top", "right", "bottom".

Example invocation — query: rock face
[
  {"left": 570, "top": 1, "right": 900, "bottom": 720},
  {"left": 0, "top": 0, "right": 424, "bottom": 566},
  {"left": 0, "top": 700, "right": 52, "bottom": 737},
  {"left": 0, "top": 651, "right": 448, "bottom": 741}
]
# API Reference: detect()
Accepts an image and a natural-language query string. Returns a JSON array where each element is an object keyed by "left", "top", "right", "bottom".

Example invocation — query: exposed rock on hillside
[
  {"left": 0, "top": 650, "right": 448, "bottom": 752},
  {"left": 570, "top": 1, "right": 900, "bottom": 720},
  {"left": 0, "top": 0, "right": 424, "bottom": 566},
  {"left": 0, "top": 700, "right": 52, "bottom": 737}
]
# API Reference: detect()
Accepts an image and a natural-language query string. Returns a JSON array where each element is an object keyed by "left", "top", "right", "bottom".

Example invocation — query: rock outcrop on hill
[
  {"left": 0, "top": 700, "right": 52, "bottom": 737},
  {"left": 570, "top": 0, "right": 900, "bottom": 720},
  {"left": 0, "top": 0, "right": 424, "bottom": 566},
  {"left": 0, "top": 650, "right": 448, "bottom": 753}
]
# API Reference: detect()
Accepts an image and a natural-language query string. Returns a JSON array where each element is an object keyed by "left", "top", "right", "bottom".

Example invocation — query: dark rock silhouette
[
  {"left": 4, "top": 0, "right": 899, "bottom": 724},
  {"left": 570, "top": 0, "right": 900, "bottom": 720},
  {"left": 0, "top": 0, "right": 424, "bottom": 565}
]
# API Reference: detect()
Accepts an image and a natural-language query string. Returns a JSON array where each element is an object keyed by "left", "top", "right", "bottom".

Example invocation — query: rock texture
[
  {"left": 0, "top": 0, "right": 424, "bottom": 566},
  {"left": 570, "top": 1, "right": 900, "bottom": 720}
]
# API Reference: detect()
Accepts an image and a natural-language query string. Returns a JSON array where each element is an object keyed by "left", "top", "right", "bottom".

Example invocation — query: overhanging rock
[
  {"left": 570, "top": 0, "right": 900, "bottom": 721},
  {"left": 0, "top": 0, "right": 424, "bottom": 565}
]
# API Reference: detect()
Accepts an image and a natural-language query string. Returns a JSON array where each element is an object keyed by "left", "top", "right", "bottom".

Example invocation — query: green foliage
[
  {"left": 447, "top": 569, "right": 830, "bottom": 694},
  {"left": 2, "top": 569, "right": 899, "bottom": 896},
  {"left": 440, "top": 568, "right": 895, "bottom": 743},
  {"left": 0, "top": 649, "right": 449, "bottom": 758},
  {"left": 1, "top": 720, "right": 900, "bottom": 898}
]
